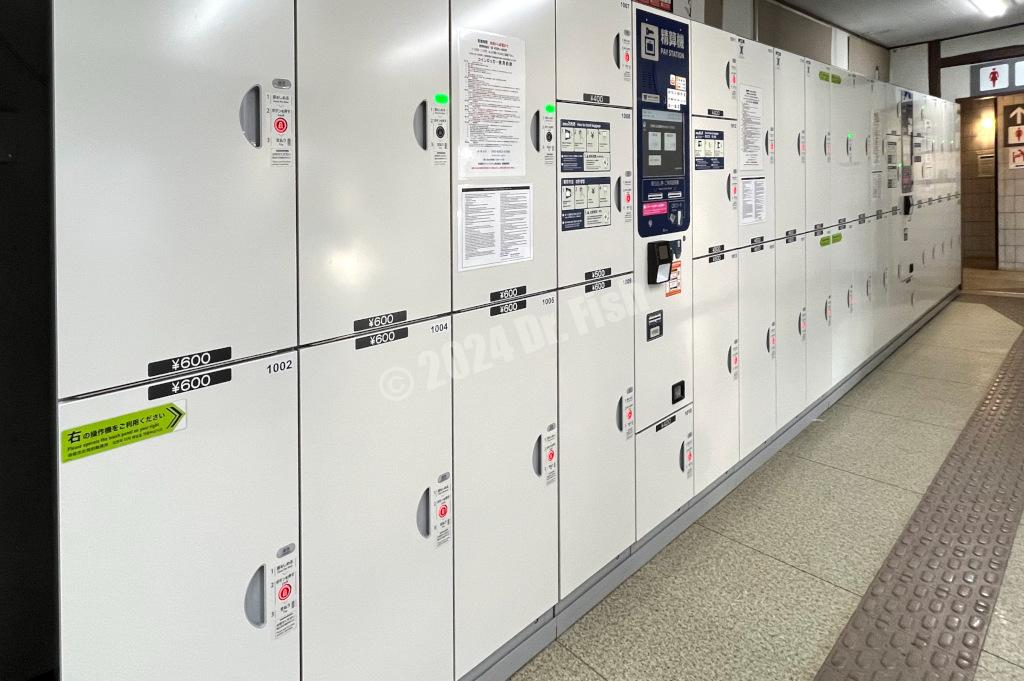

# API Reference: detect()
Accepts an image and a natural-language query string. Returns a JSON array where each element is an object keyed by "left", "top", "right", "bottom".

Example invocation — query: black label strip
[
  {"left": 355, "top": 326, "right": 410, "bottom": 350},
  {"left": 353, "top": 310, "right": 408, "bottom": 333},
  {"left": 149, "top": 368, "right": 231, "bottom": 400},
  {"left": 148, "top": 347, "right": 231, "bottom": 377}
]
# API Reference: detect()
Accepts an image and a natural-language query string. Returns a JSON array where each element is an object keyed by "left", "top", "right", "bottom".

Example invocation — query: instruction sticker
[
  {"left": 458, "top": 185, "right": 533, "bottom": 270},
  {"left": 458, "top": 30, "right": 527, "bottom": 178},
  {"left": 432, "top": 473, "right": 453, "bottom": 547},
  {"left": 267, "top": 82, "right": 293, "bottom": 168},
  {"left": 269, "top": 546, "right": 298, "bottom": 639},
  {"left": 542, "top": 422, "right": 558, "bottom": 485},
  {"left": 61, "top": 402, "right": 186, "bottom": 464},
  {"left": 694, "top": 130, "right": 725, "bottom": 170},
  {"left": 560, "top": 119, "right": 611, "bottom": 172},
  {"left": 560, "top": 177, "right": 611, "bottom": 231},
  {"left": 739, "top": 84, "right": 764, "bottom": 171},
  {"left": 739, "top": 176, "right": 767, "bottom": 225}
]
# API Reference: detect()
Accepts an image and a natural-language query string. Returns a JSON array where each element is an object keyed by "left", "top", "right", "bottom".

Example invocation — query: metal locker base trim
[{"left": 459, "top": 286, "right": 960, "bottom": 681}]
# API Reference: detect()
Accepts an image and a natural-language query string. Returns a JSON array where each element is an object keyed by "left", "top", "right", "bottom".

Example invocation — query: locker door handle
[
  {"left": 725, "top": 61, "right": 732, "bottom": 89},
  {"left": 866, "top": 276, "right": 872, "bottom": 300},
  {"left": 727, "top": 345, "right": 733, "bottom": 374},
  {"left": 615, "top": 397, "right": 624, "bottom": 432},
  {"left": 416, "top": 487, "right": 431, "bottom": 538},
  {"left": 614, "top": 33, "right": 622, "bottom": 69},
  {"left": 239, "top": 85, "right": 261, "bottom": 148},
  {"left": 766, "top": 326, "right": 772, "bottom": 354},
  {"left": 615, "top": 176, "right": 623, "bottom": 212},
  {"left": 824, "top": 133, "right": 829, "bottom": 160},
  {"left": 726, "top": 173, "right": 732, "bottom": 201},
  {"left": 243, "top": 565, "right": 266, "bottom": 628},
  {"left": 530, "top": 110, "right": 541, "bottom": 152},
  {"left": 797, "top": 132, "right": 803, "bottom": 157},
  {"left": 847, "top": 287, "right": 853, "bottom": 310},
  {"left": 413, "top": 100, "right": 428, "bottom": 150},
  {"left": 679, "top": 443, "right": 687, "bottom": 473},
  {"left": 883, "top": 268, "right": 888, "bottom": 290},
  {"left": 532, "top": 435, "right": 543, "bottom": 477},
  {"left": 764, "top": 130, "right": 770, "bottom": 156}
]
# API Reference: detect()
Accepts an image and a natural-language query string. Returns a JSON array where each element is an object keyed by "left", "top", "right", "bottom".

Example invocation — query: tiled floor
[
  {"left": 964, "top": 267, "right": 1024, "bottom": 294},
  {"left": 512, "top": 299, "right": 1024, "bottom": 681}
]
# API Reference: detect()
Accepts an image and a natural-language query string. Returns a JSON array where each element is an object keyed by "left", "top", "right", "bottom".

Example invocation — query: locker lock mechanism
[{"left": 647, "top": 240, "right": 682, "bottom": 285}]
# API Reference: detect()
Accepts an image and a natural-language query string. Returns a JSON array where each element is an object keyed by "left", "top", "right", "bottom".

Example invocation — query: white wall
[
  {"left": 890, "top": 43, "right": 929, "bottom": 93},
  {"left": 722, "top": 0, "right": 753, "bottom": 39},
  {"left": 674, "top": 0, "right": 706, "bottom": 23},
  {"left": 941, "top": 64, "right": 971, "bottom": 100},
  {"left": 941, "top": 25, "right": 1024, "bottom": 57}
]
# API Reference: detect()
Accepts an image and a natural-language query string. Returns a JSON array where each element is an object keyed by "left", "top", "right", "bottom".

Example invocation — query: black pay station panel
[{"left": 636, "top": 9, "right": 690, "bottom": 238}]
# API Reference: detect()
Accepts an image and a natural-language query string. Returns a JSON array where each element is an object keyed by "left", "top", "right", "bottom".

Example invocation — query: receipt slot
[{"left": 648, "top": 240, "right": 682, "bottom": 284}]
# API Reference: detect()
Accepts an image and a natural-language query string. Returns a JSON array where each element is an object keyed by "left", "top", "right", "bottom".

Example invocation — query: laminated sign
[{"left": 458, "top": 30, "right": 527, "bottom": 178}]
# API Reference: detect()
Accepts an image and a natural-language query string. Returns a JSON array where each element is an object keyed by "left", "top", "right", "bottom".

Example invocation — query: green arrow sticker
[
  {"left": 831, "top": 74, "right": 842, "bottom": 84},
  {"left": 819, "top": 71, "right": 830, "bottom": 82},
  {"left": 831, "top": 233, "right": 843, "bottom": 244},
  {"left": 61, "top": 402, "right": 186, "bottom": 464},
  {"left": 820, "top": 236, "right": 831, "bottom": 247}
]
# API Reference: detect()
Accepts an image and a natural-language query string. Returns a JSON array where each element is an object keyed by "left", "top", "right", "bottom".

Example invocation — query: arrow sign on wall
[
  {"left": 1011, "top": 107, "right": 1024, "bottom": 125},
  {"left": 1005, "top": 105, "right": 1024, "bottom": 147}
]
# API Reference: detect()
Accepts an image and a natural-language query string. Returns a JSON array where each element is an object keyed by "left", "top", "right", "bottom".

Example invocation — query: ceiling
[{"left": 777, "top": 0, "right": 1024, "bottom": 47}]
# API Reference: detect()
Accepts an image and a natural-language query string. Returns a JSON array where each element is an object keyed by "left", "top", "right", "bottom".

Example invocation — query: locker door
[
  {"left": 738, "top": 244, "right": 777, "bottom": 456},
  {"left": 852, "top": 221, "right": 875, "bottom": 366},
  {"left": 451, "top": 0, "right": 557, "bottom": 310},
  {"left": 690, "top": 22, "right": 738, "bottom": 120},
  {"left": 805, "top": 59, "right": 831, "bottom": 232},
  {"left": 736, "top": 39, "right": 775, "bottom": 246},
  {"left": 873, "top": 215, "right": 897, "bottom": 351},
  {"left": 298, "top": 0, "right": 451, "bottom": 345},
  {"left": 556, "top": 0, "right": 632, "bottom": 107},
  {"left": 54, "top": 1, "right": 296, "bottom": 398},
  {"left": 829, "top": 68, "right": 856, "bottom": 228},
  {"left": 692, "top": 119, "right": 739, "bottom": 254},
  {"left": 453, "top": 294, "right": 558, "bottom": 678},
  {"left": 634, "top": 233, "right": 694, "bottom": 432},
  {"left": 830, "top": 224, "right": 856, "bottom": 384},
  {"left": 775, "top": 236, "right": 807, "bottom": 427},
  {"left": 636, "top": 406, "right": 695, "bottom": 540},
  {"left": 559, "top": 275, "right": 635, "bottom": 597},
  {"left": 58, "top": 354, "right": 299, "bottom": 681},
  {"left": 806, "top": 228, "right": 833, "bottom": 402},
  {"left": 851, "top": 76, "right": 872, "bottom": 223},
  {"left": 692, "top": 253, "right": 740, "bottom": 494},
  {"left": 775, "top": 50, "right": 806, "bottom": 240},
  {"left": 300, "top": 321, "right": 453, "bottom": 681},
  {"left": 558, "top": 103, "right": 635, "bottom": 285}
]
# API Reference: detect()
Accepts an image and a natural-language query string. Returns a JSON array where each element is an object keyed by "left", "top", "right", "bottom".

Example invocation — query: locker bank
[{"left": 14, "top": 1, "right": 1024, "bottom": 680}]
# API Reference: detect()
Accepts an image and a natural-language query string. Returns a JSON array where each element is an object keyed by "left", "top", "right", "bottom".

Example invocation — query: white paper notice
[
  {"left": 871, "top": 171, "right": 883, "bottom": 201},
  {"left": 458, "top": 30, "right": 527, "bottom": 179},
  {"left": 459, "top": 186, "right": 533, "bottom": 270},
  {"left": 739, "top": 176, "right": 767, "bottom": 225},
  {"left": 739, "top": 85, "right": 764, "bottom": 171}
]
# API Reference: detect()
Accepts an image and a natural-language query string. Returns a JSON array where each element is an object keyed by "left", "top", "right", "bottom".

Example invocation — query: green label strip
[
  {"left": 831, "top": 74, "right": 842, "bottom": 84},
  {"left": 832, "top": 233, "right": 843, "bottom": 244},
  {"left": 819, "top": 71, "right": 830, "bottom": 82},
  {"left": 61, "top": 403, "right": 186, "bottom": 463},
  {"left": 820, "top": 236, "right": 831, "bottom": 247}
]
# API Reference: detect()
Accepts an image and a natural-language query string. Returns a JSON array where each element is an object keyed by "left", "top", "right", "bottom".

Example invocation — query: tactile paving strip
[{"left": 816, "top": 295, "right": 1024, "bottom": 681}]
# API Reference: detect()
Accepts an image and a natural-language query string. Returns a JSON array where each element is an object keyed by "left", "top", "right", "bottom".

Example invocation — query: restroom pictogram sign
[{"left": 1007, "top": 106, "right": 1024, "bottom": 147}]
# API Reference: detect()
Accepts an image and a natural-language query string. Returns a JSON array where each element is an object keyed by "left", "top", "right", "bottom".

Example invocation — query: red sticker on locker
[
  {"left": 438, "top": 504, "right": 449, "bottom": 519},
  {"left": 547, "top": 449, "right": 555, "bottom": 462},
  {"left": 666, "top": 260, "right": 682, "bottom": 297},
  {"left": 273, "top": 117, "right": 288, "bottom": 134},
  {"left": 643, "top": 201, "right": 669, "bottom": 217},
  {"left": 278, "top": 583, "right": 292, "bottom": 601}
]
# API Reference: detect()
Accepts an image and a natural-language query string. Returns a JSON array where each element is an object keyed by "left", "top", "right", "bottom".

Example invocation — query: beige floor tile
[
  {"left": 559, "top": 525, "right": 857, "bottom": 681},
  {"left": 786, "top": 403, "right": 959, "bottom": 493},
  {"left": 698, "top": 455, "right": 920, "bottom": 594},
  {"left": 841, "top": 369, "right": 990, "bottom": 429},
  {"left": 976, "top": 652, "right": 1024, "bottom": 681},
  {"left": 879, "top": 339, "right": 1009, "bottom": 386}
]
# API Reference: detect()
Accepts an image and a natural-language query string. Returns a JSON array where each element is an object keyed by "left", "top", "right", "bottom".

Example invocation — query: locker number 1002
[{"left": 266, "top": 360, "right": 294, "bottom": 374}]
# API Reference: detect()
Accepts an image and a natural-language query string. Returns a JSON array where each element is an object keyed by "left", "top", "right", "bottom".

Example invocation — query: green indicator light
[
  {"left": 545, "top": 103, "right": 556, "bottom": 114},
  {"left": 848, "top": 133, "right": 854, "bottom": 139},
  {"left": 434, "top": 93, "right": 449, "bottom": 105}
]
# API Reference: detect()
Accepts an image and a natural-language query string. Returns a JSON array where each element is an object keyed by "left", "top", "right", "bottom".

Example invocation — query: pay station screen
[{"left": 642, "top": 111, "right": 684, "bottom": 178}]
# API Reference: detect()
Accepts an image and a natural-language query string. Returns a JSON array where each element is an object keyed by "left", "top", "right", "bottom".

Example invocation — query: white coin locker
[
  {"left": 692, "top": 253, "right": 740, "bottom": 494},
  {"left": 689, "top": 22, "right": 738, "bottom": 120},
  {"left": 692, "top": 118, "right": 739, "bottom": 255},
  {"left": 738, "top": 243, "right": 777, "bottom": 456},
  {"left": 451, "top": 0, "right": 557, "bottom": 310},
  {"left": 297, "top": 0, "right": 452, "bottom": 344},
  {"left": 57, "top": 354, "right": 300, "bottom": 681},
  {"left": 557, "top": 102, "right": 635, "bottom": 285},
  {"left": 300, "top": 321, "right": 454, "bottom": 681},
  {"left": 452, "top": 294, "right": 559, "bottom": 678},
  {"left": 635, "top": 406, "right": 695, "bottom": 540},
  {"left": 775, "top": 235, "right": 807, "bottom": 426},
  {"left": 558, "top": 275, "right": 636, "bottom": 598},
  {"left": 556, "top": 0, "right": 632, "bottom": 107},
  {"left": 54, "top": 0, "right": 297, "bottom": 398},
  {"left": 735, "top": 38, "right": 776, "bottom": 246}
]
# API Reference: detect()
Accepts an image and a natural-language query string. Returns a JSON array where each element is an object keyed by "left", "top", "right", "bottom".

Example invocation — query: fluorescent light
[{"left": 971, "top": 0, "right": 1007, "bottom": 17}]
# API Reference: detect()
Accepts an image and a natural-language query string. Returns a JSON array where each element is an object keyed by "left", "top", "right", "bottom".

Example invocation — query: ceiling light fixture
[{"left": 971, "top": 0, "right": 1008, "bottom": 17}]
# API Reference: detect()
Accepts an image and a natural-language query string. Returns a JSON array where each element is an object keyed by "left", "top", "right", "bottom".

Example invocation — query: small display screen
[{"left": 642, "top": 110, "right": 684, "bottom": 179}]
